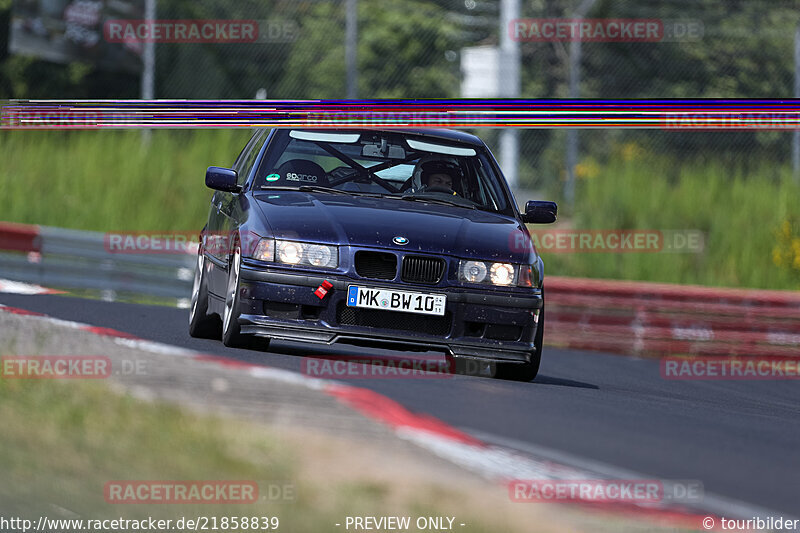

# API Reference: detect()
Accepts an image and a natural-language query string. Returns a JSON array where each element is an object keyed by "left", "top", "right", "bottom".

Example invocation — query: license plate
[{"left": 346, "top": 285, "right": 446, "bottom": 316}]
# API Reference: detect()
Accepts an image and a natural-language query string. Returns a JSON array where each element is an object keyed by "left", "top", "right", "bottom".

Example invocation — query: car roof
[
  {"left": 273, "top": 127, "right": 486, "bottom": 148},
  {"left": 377, "top": 128, "right": 485, "bottom": 147}
]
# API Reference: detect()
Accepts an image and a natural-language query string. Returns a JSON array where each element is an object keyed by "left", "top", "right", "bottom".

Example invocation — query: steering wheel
[{"left": 422, "top": 185, "right": 457, "bottom": 195}]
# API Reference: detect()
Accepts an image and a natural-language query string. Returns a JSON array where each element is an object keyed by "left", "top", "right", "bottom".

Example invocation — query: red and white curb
[
  {"left": 0, "top": 278, "right": 64, "bottom": 296},
  {"left": 0, "top": 302, "right": 782, "bottom": 528}
]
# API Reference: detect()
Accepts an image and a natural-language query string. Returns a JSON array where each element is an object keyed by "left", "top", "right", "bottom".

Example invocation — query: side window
[
  {"left": 474, "top": 157, "right": 505, "bottom": 212},
  {"left": 232, "top": 133, "right": 258, "bottom": 173},
  {"left": 233, "top": 130, "right": 268, "bottom": 185}
]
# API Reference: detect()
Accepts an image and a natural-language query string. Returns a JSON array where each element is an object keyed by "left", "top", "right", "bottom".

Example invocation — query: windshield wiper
[
  {"left": 398, "top": 195, "right": 477, "bottom": 209},
  {"left": 259, "top": 185, "right": 351, "bottom": 195},
  {"left": 345, "top": 191, "right": 387, "bottom": 198},
  {"left": 261, "top": 185, "right": 396, "bottom": 198}
]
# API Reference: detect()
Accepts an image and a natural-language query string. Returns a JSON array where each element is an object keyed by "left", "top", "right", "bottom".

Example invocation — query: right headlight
[
  {"left": 251, "top": 238, "right": 338, "bottom": 269},
  {"left": 276, "top": 240, "right": 338, "bottom": 268},
  {"left": 276, "top": 240, "right": 304, "bottom": 264},
  {"left": 306, "top": 244, "right": 335, "bottom": 267}
]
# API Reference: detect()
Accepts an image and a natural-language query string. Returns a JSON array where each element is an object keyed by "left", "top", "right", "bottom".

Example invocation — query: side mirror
[
  {"left": 205, "top": 167, "right": 240, "bottom": 192},
  {"left": 522, "top": 200, "right": 557, "bottom": 224}
]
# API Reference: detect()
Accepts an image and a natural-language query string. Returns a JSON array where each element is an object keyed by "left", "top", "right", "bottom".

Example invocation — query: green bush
[{"left": 544, "top": 143, "right": 800, "bottom": 290}]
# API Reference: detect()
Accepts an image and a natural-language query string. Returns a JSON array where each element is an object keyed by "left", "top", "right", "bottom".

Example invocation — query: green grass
[
  {"left": 0, "top": 374, "right": 291, "bottom": 519},
  {"left": 0, "top": 375, "right": 511, "bottom": 532},
  {"left": 0, "top": 130, "right": 251, "bottom": 231},
  {"left": 543, "top": 152, "right": 800, "bottom": 290},
  {"left": 1, "top": 130, "right": 799, "bottom": 290}
]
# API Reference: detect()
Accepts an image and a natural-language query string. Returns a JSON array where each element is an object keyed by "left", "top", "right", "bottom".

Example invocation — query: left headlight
[
  {"left": 458, "top": 260, "right": 540, "bottom": 288},
  {"left": 459, "top": 260, "right": 516, "bottom": 286},
  {"left": 250, "top": 238, "right": 338, "bottom": 269}
]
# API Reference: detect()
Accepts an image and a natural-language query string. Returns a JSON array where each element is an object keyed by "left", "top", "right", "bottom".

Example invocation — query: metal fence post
[
  {"left": 141, "top": 0, "right": 156, "bottom": 144},
  {"left": 346, "top": 0, "right": 358, "bottom": 99},
  {"left": 565, "top": 0, "right": 597, "bottom": 207},
  {"left": 499, "top": 0, "right": 520, "bottom": 187},
  {"left": 793, "top": 24, "right": 800, "bottom": 183}
]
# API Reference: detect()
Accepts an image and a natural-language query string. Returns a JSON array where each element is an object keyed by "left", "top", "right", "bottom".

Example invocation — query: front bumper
[{"left": 237, "top": 263, "right": 543, "bottom": 364}]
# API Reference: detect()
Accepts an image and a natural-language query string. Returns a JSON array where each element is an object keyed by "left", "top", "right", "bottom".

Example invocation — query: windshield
[{"left": 252, "top": 129, "right": 513, "bottom": 215}]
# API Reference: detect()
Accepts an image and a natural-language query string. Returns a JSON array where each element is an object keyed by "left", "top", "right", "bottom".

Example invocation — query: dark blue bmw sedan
[{"left": 189, "top": 128, "right": 557, "bottom": 381}]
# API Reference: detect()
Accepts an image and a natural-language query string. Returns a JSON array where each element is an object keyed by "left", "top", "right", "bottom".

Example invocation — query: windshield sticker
[
  {"left": 265, "top": 173, "right": 281, "bottom": 182},
  {"left": 286, "top": 172, "right": 318, "bottom": 182}
]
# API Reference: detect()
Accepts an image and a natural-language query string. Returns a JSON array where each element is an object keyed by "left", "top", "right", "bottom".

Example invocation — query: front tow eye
[{"left": 313, "top": 280, "right": 334, "bottom": 300}]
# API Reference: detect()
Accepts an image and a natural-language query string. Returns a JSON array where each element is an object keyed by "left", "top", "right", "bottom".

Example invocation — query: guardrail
[
  {"left": 546, "top": 277, "right": 800, "bottom": 357},
  {"left": 1, "top": 221, "right": 799, "bottom": 358},
  {"left": 0, "top": 222, "right": 195, "bottom": 302}
]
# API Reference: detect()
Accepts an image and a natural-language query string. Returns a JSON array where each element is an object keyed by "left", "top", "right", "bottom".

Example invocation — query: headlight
[
  {"left": 275, "top": 240, "right": 338, "bottom": 268},
  {"left": 459, "top": 260, "right": 518, "bottom": 286},
  {"left": 277, "top": 240, "right": 304, "bottom": 264},
  {"left": 460, "top": 261, "right": 487, "bottom": 283},
  {"left": 307, "top": 244, "right": 333, "bottom": 267},
  {"left": 489, "top": 263, "right": 515, "bottom": 286}
]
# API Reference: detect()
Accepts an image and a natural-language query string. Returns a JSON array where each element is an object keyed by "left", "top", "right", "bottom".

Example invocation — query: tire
[
  {"left": 222, "top": 243, "right": 246, "bottom": 347},
  {"left": 188, "top": 250, "right": 222, "bottom": 338},
  {"left": 495, "top": 306, "right": 544, "bottom": 382}
]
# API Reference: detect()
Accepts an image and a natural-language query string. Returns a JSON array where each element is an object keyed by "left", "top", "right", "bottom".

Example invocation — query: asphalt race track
[{"left": 2, "top": 291, "right": 798, "bottom": 517}]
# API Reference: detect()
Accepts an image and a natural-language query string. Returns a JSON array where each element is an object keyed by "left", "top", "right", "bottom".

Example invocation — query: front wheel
[
  {"left": 222, "top": 244, "right": 245, "bottom": 347},
  {"left": 495, "top": 306, "right": 544, "bottom": 382},
  {"left": 189, "top": 250, "right": 222, "bottom": 338}
]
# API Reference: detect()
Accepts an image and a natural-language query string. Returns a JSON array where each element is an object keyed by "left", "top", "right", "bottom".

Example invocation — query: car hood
[{"left": 250, "top": 191, "right": 535, "bottom": 263}]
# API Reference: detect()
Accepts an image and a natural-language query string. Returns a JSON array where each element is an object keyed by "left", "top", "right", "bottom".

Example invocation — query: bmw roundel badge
[{"left": 393, "top": 236, "right": 409, "bottom": 245}]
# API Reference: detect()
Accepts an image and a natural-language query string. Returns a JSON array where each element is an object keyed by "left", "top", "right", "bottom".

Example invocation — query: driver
[{"left": 418, "top": 159, "right": 461, "bottom": 195}]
